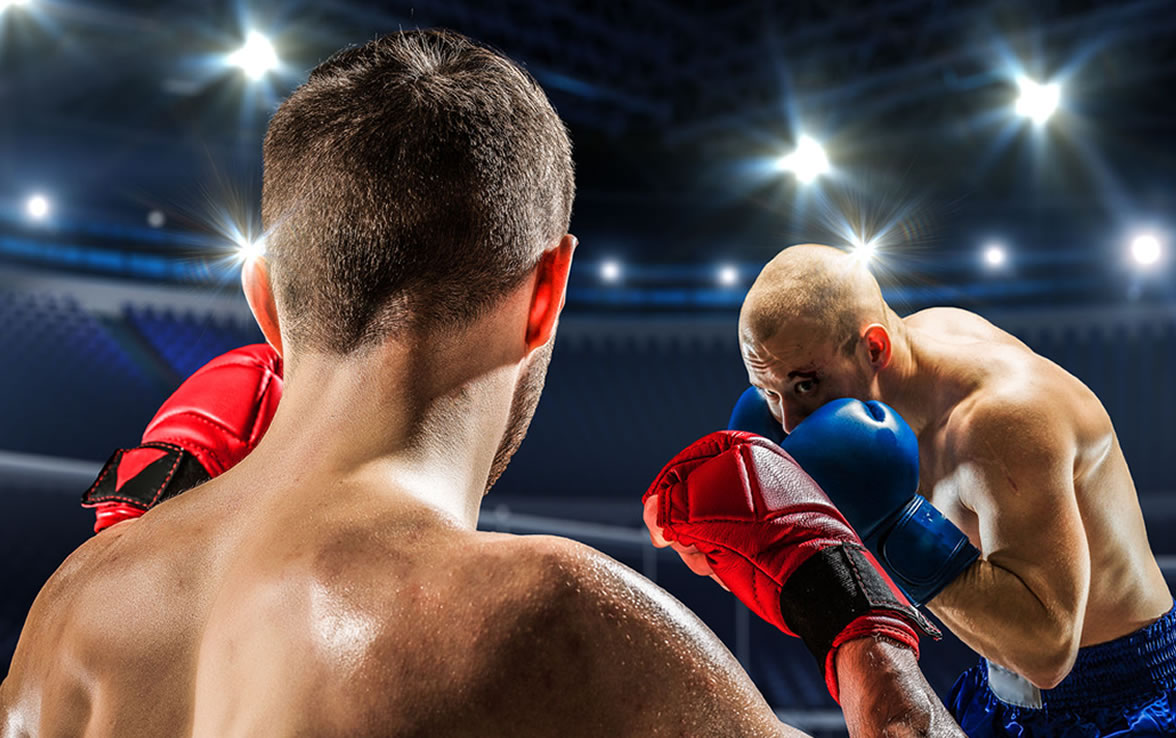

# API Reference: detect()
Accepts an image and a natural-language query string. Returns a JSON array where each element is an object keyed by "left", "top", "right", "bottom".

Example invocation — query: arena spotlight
[
  {"left": 1129, "top": 233, "right": 1163, "bottom": 267},
  {"left": 0, "top": 0, "right": 32, "bottom": 12},
  {"left": 25, "top": 194, "right": 49, "bottom": 220},
  {"left": 146, "top": 209, "right": 166, "bottom": 228},
  {"left": 235, "top": 235, "right": 266, "bottom": 263},
  {"left": 717, "top": 264, "right": 739, "bottom": 287},
  {"left": 848, "top": 235, "right": 877, "bottom": 262},
  {"left": 1014, "top": 77, "right": 1061, "bottom": 125},
  {"left": 983, "top": 243, "right": 1007, "bottom": 268},
  {"left": 776, "top": 135, "right": 830, "bottom": 184},
  {"left": 228, "top": 31, "right": 279, "bottom": 80},
  {"left": 600, "top": 259, "right": 622, "bottom": 283}
]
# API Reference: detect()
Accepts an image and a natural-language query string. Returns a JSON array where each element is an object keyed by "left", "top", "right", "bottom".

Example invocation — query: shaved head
[
  {"left": 738, "top": 244, "right": 896, "bottom": 432},
  {"left": 740, "top": 244, "right": 889, "bottom": 353}
]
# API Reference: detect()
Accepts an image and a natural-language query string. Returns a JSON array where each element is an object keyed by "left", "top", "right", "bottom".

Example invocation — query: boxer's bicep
[{"left": 931, "top": 400, "right": 1089, "bottom": 685}]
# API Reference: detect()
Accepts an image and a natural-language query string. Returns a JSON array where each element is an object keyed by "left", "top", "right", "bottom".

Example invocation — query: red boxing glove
[
  {"left": 81, "top": 344, "right": 282, "bottom": 533},
  {"left": 643, "top": 431, "right": 939, "bottom": 701}
]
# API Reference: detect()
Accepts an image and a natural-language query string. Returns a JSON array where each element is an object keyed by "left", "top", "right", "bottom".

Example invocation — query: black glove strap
[
  {"left": 81, "top": 442, "right": 211, "bottom": 511},
  {"left": 779, "top": 543, "right": 940, "bottom": 668}
]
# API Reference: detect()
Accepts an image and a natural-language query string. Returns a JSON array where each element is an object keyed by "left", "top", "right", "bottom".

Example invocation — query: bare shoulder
[
  {"left": 945, "top": 386, "right": 1074, "bottom": 468},
  {"left": 0, "top": 525, "right": 161, "bottom": 735},
  {"left": 905, "top": 307, "right": 1023, "bottom": 345},
  {"left": 446, "top": 532, "right": 767, "bottom": 691},
  {"left": 481, "top": 534, "right": 745, "bottom": 662},
  {"left": 945, "top": 356, "right": 1110, "bottom": 467},
  {"left": 348, "top": 532, "right": 788, "bottom": 737}
]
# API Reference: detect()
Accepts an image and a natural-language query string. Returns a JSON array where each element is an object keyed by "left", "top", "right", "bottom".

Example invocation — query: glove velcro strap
[
  {"left": 81, "top": 442, "right": 212, "bottom": 511},
  {"left": 779, "top": 543, "right": 940, "bottom": 669}
]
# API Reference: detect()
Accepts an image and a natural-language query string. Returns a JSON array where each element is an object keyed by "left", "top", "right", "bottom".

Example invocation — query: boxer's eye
[{"left": 794, "top": 379, "right": 817, "bottom": 396}]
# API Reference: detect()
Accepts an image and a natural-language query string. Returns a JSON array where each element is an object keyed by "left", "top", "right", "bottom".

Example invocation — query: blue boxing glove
[
  {"left": 728, "top": 386, "right": 788, "bottom": 445},
  {"left": 780, "top": 399, "right": 979, "bottom": 606},
  {"left": 728, "top": 391, "right": 978, "bottom": 605}
]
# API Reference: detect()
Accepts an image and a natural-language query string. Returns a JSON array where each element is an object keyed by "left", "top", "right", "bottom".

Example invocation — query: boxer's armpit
[{"left": 507, "top": 535, "right": 809, "bottom": 737}]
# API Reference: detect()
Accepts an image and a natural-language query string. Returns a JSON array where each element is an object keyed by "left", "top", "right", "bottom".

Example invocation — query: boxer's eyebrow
[{"left": 786, "top": 368, "right": 818, "bottom": 380}]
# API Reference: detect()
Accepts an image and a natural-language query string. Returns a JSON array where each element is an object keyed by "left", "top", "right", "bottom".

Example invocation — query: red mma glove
[
  {"left": 643, "top": 431, "right": 939, "bottom": 701},
  {"left": 81, "top": 344, "right": 282, "bottom": 533}
]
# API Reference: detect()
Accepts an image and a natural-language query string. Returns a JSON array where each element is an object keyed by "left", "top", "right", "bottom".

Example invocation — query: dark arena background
[{"left": 1, "top": 1, "right": 1174, "bottom": 734}]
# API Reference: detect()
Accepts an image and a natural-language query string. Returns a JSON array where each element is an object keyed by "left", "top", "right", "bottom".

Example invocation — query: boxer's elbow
[
  {"left": 1019, "top": 650, "right": 1077, "bottom": 690},
  {"left": 1008, "top": 617, "right": 1080, "bottom": 689}
]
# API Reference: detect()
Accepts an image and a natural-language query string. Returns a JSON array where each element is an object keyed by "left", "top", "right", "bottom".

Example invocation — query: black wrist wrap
[
  {"left": 80, "top": 442, "right": 212, "bottom": 511},
  {"left": 778, "top": 543, "right": 940, "bottom": 668}
]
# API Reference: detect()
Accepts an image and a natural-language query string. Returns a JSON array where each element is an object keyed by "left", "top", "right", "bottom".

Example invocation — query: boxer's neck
[
  {"left": 242, "top": 329, "right": 525, "bottom": 529},
  {"left": 875, "top": 322, "right": 959, "bottom": 437}
]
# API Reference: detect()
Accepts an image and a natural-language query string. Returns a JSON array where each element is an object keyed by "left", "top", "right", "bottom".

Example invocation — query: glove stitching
[
  {"left": 662, "top": 524, "right": 788, "bottom": 589},
  {"left": 81, "top": 448, "right": 124, "bottom": 503},
  {"left": 82, "top": 444, "right": 184, "bottom": 506},
  {"left": 151, "top": 411, "right": 255, "bottom": 471}
]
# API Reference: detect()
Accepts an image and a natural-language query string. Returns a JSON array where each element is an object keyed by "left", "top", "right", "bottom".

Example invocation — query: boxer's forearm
[
  {"left": 929, "top": 559, "right": 1080, "bottom": 688},
  {"left": 835, "top": 638, "right": 963, "bottom": 738}
]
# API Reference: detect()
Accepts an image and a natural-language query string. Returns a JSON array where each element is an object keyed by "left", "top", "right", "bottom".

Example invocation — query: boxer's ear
[
  {"left": 863, "top": 324, "right": 891, "bottom": 370},
  {"left": 524, "top": 234, "right": 577, "bottom": 352},
  {"left": 241, "top": 257, "right": 284, "bottom": 357}
]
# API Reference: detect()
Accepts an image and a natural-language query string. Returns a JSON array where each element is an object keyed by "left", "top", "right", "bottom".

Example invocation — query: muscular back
[
  {"left": 906, "top": 308, "right": 1171, "bottom": 652},
  {"left": 1, "top": 469, "right": 791, "bottom": 738}
]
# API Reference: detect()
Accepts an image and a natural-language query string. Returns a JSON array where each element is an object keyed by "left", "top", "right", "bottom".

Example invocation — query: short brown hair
[{"left": 262, "top": 29, "right": 574, "bottom": 353}]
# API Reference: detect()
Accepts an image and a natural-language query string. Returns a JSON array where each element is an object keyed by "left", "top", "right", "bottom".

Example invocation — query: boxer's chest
[{"left": 916, "top": 426, "right": 984, "bottom": 550}]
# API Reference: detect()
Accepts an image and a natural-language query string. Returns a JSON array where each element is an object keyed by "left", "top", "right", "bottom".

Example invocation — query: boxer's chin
[{"left": 485, "top": 340, "right": 553, "bottom": 495}]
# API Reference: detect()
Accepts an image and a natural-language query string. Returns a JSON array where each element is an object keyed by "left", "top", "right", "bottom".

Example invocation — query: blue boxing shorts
[{"left": 949, "top": 601, "right": 1176, "bottom": 736}]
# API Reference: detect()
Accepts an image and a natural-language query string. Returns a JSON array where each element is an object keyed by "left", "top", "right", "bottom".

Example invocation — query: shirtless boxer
[
  {"left": 0, "top": 32, "right": 963, "bottom": 737},
  {"left": 705, "top": 243, "right": 1176, "bottom": 735}
]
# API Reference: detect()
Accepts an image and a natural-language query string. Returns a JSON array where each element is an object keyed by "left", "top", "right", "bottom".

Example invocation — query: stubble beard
[{"left": 484, "top": 339, "right": 553, "bottom": 495}]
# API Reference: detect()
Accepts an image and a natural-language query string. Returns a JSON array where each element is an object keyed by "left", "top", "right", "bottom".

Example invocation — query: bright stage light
[
  {"left": 600, "top": 259, "right": 621, "bottom": 283},
  {"left": 983, "top": 243, "right": 1007, "bottom": 268},
  {"left": 25, "top": 194, "right": 49, "bottom": 220},
  {"left": 1130, "top": 233, "right": 1162, "bottom": 267},
  {"left": 1015, "top": 77, "right": 1061, "bottom": 125},
  {"left": 147, "top": 209, "right": 166, "bottom": 228},
  {"left": 776, "top": 135, "right": 830, "bottom": 184},
  {"left": 717, "top": 265, "right": 739, "bottom": 287},
  {"left": 236, "top": 236, "right": 266, "bottom": 263},
  {"left": 0, "top": 0, "right": 32, "bottom": 12},
  {"left": 228, "top": 31, "right": 279, "bottom": 80},
  {"left": 850, "top": 236, "right": 877, "bottom": 261}
]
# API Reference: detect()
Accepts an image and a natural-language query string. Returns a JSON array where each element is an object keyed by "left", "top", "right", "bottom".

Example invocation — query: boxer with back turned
[
  {"left": 0, "top": 32, "right": 963, "bottom": 737},
  {"left": 709, "top": 243, "right": 1175, "bottom": 735}
]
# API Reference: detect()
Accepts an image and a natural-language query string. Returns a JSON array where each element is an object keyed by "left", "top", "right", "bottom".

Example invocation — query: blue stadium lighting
[
  {"left": 1130, "top": 232, "right": 1163, "bottom": 268},
  {"left": 717, "top": 264, "right": 739, "bottom": 287},
  {"left": 776, "top": 135, "right": 830, "bottom": 184},
  {"left": 600, "top": 259, "right": 622, "bottom": 283},
  {"left": 1015, "top": 76, "right": 1061, "bottom": 125},
  {"left": 983, "top": 242, "right": 1007, "bottom": 268},
  {"left": 146, "top": 210, "right": 166, "bottom": 229},
  {"left": 25, "top": 194, "right": 49, "bottom": 221},
  {"left": 227, "top": 31, "right": 279, "bottom": 80}
]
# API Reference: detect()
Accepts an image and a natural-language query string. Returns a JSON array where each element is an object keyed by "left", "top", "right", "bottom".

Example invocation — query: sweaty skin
[
  {"left": 0, "top": 243, "right": 962, "bottom": 737},
  {"left": 734, "top": 244, "right": 1172, "bottom": 690}
]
